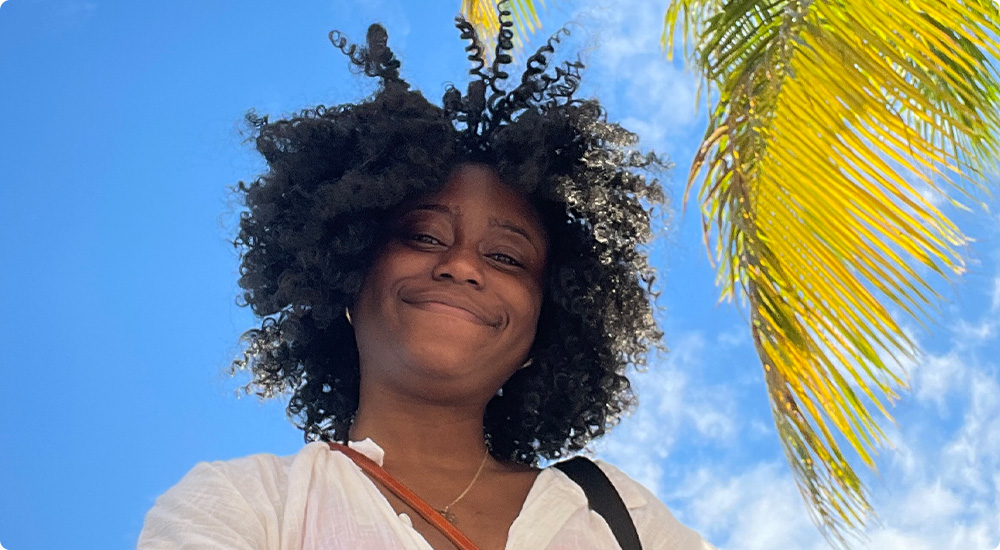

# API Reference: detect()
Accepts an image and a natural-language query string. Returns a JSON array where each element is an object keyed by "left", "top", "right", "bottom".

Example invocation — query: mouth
[{"left": 400, "top": 290, "right": 500, "bottom": 328}]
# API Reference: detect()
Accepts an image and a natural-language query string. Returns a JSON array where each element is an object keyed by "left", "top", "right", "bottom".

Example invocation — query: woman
[{"left": 138, "top": 12, "right": 716, "bottom": 550}]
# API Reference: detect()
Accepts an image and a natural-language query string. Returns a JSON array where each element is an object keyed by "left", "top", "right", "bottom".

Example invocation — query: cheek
[
  {"left": 510, "top": 281, "right": 545, "bottom": 337},
  {"left": 355, "top": 243, "right": 413, "bottom": 305},
  {"left": 353, "top": 253, "right": 398, "bottom": 326}
]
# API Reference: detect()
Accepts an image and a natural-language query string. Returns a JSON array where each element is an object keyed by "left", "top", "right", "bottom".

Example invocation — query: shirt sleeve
[
  {"left": 137, "top": 457, "right": 285, "bottom": 550},
  {"left": 595, "top": 461, "right": 719, "bottom": 550}
]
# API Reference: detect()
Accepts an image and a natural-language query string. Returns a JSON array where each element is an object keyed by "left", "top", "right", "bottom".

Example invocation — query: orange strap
[{"left": 327, "top": 441, "right": 483, "bottom": 550}]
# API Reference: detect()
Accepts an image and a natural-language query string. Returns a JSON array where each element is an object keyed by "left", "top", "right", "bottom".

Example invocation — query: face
[{"left": 352, "top": 164, "right": 549, "bottom": 404}]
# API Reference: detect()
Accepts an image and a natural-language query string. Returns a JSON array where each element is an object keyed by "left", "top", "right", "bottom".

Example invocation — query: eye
[
  {"left": 410, "top": 233, "right": 444, "bottom": 246},
  {"left": 488, "top": 252, "right": 524, "bottom": 268}
]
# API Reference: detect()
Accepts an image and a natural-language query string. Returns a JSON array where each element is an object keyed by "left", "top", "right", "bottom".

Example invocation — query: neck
[{"left": 349, "top": 385, "right": 493, "bottom": 472}]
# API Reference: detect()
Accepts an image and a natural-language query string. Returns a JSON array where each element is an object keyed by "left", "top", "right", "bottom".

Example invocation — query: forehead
[
  {"left": 435, "top": 165, "right": 532, "bottom": 212},
  {"left": 408, "top": 164, "right": 547, "bottom": 238}
]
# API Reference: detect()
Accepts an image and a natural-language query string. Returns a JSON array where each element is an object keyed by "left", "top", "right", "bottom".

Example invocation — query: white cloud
[
  {"left": 938, "top": 371, "right": 1000, "bottom": 495},
  {"left": 893, "top": 482, "right": 962, "bottom": 526},
  {"left": 572, "top": 0, "right": 665, "bottom": 68},
  {"left": 611, "top": 278, "right": 1000, "bottom": 549},
  {"left": 568, "top": 0, "right": 702, "bottom": 148},
  {"left": 653, "top": 359, "right": 1000, "bottom": 549},
  {"left": 953, "top": 317, "right": 999, "bottom": 345},
  {"left": 595, "top": 331, "right": 739, "bottom": 493},
  {"left": 913, "top": 351, "right": 967, "bottom": 408},
  {"left": 671, "top": 463, "right": 825, "bottom": 550},
  {"left": 716, "top": 325, "right": 749, "bottom": 349}
]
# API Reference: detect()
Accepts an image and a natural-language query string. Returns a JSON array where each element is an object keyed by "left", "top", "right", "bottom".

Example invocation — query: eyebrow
[
  {"left": 488, "top": 218, "right": 534, "bottom": 243},
  {"left": 410, "top": 203, "right": 540, "bottom": 247}
]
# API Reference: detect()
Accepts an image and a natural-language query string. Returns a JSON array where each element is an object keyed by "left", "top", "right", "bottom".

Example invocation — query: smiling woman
[
  {"left": 136, "top": 5, "right": 716, "bottom": 550},
  {"left": 353, "top": 165, "right": 548, "bottom": 403}
]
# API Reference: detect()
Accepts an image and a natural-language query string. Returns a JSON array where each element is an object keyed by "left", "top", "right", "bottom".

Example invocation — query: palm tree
[{"left": 463, "top": 0, "right": 1000, "bottom": 547}]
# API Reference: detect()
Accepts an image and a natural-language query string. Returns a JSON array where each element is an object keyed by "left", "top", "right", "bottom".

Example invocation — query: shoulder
[
  {"left": 138, "top": 442, "right": 330, "bottom": 549},
  {"left": 160, "top": 445, "right": 306, "bottom": 500},
  {"left": 589, "top": 459, "right": 719, "bottom": 550}
]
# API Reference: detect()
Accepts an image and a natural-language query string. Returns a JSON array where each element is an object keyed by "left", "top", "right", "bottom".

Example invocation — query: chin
[
  {"left": 406, "top": 310, "right": 492, "bottom": 338},
  {"left": 405, "top": 339, "right": 483, "bottom": 375},
  {"left": 401, "top": 328, "right": 511, "bottom": 381}
]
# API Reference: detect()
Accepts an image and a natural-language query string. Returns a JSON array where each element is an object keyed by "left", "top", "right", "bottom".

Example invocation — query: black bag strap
[{"left": 553, "top": 457, "right": 643, "bottom": 550}]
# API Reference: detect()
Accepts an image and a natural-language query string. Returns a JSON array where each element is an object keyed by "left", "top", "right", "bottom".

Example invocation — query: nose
[{"left": 432, "top": 245, "right": 483, "bottom": 286}]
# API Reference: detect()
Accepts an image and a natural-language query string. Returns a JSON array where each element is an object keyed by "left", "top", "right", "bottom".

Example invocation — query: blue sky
[{"left": 1, "top": 1, "right": 998, "bottom": 549}]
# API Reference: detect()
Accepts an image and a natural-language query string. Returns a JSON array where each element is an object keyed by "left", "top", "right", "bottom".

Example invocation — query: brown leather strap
[{"left": 327, "top": 441, "right": 483, "bottom": 550}]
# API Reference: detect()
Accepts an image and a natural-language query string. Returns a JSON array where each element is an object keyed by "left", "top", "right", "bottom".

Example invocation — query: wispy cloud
[
  {"left": 569, "top": 0, "right": 701, "bottom": 150},
  {"left": 595, "top": 271, "right": 1000, "bottom": 549},
  {"left": 715, "top": 324, "right": 750, "bottom": 350},
  {"left": 652, "top": 310, "right": 998, "bottom": 548},
  {"left": 638, "top": 334, "right": 1000, "bottom": 549},
  {"left": 673, "top": 463, "right": 827, "bottom": 550},
  {"left": 595, "top": 331, "right": 740, "bottom": 494}
]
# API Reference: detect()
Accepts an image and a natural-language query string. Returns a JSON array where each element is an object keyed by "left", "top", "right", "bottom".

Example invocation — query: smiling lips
[{"left": 400, "top": 289, "right": 500, "bottom": 328}]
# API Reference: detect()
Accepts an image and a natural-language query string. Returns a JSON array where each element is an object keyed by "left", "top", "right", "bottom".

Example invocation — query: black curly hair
[{"left": 231, "top": 7, "right": 668, "bottom": 465}]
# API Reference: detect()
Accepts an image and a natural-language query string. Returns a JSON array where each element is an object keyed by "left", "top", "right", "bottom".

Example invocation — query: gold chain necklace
[{"left": 436, "top": 448, "right": 490, "bottom": 525}]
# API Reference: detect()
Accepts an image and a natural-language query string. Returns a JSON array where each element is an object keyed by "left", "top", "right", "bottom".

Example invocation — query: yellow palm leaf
[
  {"left": 460, "top": 0, "right": 551, "bottom": 59},
  {"left": 666, "top": 0, "right": 1000, "bottom": 546}
]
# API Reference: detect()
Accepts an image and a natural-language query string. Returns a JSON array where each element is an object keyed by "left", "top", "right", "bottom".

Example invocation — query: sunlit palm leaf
[
  {"left": 665, "top": 0, "right": 1000, "bottom": 546},
  {"left": 461, "top": 0, "right": 550, "bottom": 58}
]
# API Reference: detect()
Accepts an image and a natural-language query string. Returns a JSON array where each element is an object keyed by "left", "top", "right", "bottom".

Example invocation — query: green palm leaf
[{"left": 664, "top": 0, "right": 1000, "bottom": 545}]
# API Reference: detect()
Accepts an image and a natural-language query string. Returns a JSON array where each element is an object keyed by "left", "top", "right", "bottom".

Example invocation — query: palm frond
[
  {"left": 666, "top": 0, "right": 1000, "bottom": 546},
  {"left": 460, "top": 0, "right": 551, "bottom": 59}
]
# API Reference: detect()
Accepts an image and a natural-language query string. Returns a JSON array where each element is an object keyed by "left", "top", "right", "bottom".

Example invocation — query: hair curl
[{"left": 232, "top": 7, "right": 668, "bottom": 465}]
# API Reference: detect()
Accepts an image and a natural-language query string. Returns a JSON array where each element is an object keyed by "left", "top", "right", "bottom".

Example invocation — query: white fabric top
[{"left": 138, "top": 439, "right": 716, "bottom": 550}]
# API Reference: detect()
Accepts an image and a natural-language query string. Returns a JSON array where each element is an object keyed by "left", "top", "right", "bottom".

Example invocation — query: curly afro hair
[{"left": 231, "top": 8, "right": 668, "bottom": 465}]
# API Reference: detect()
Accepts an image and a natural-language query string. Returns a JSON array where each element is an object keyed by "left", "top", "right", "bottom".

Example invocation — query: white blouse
[{"left": 138, "top": 439, "right": 716, "bottom": 550}]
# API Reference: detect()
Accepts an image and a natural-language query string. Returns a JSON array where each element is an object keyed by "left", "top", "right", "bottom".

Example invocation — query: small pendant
[{"left": 437, "top": 508, "right": 458, "bottom": 525}]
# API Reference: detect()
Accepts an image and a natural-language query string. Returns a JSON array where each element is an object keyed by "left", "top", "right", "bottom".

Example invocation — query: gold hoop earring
[{"left": 345, "top": 308, "right": 353, "bottom": 326}]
